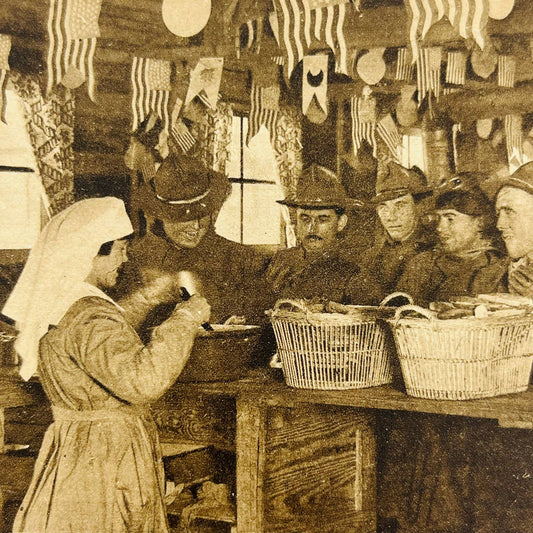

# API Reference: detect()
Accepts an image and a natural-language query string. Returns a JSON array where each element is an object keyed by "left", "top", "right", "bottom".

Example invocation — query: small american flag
[
  {"left": 377, "top": 114, "right": 401, "bottom": 162},
  {"left": 0, "top": 35, "right": 11, "bottom": 123},
  {"left": 168, "top": 96, "right": 196, "bottom": 153},
  {"left": 396, "top": 48, "right": 414, "bottom": 81},
  {"left": 498, "top": 55, "right": 516, "bottom": 88},
  {"left": 247, "top": 83, "right": 280, "bottom": 146},
  {"left": 131, "top": 57, "right": 172, "bottom": 134},
  {"left": 47, "top": 0, "right": 103, "bottom": 100},
  {"left": 416, "top": 47, "right": 442, "bottom": 104},
  {"left": 445, "top": 50, "right": 466, "bottom": 85},
  {"left": 504, "top": 114, "right": 523, "bottom": 170},
  {"left": 351, "top": 95, "right": 377, "bottom": 158}
]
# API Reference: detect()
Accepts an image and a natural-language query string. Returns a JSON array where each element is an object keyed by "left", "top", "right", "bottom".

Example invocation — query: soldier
[
  {"left": 266, "top": 164, "right": 361, "bottom": 303},
  {"left": 346, "top": 161, "right": 434, "bottom": 304}
]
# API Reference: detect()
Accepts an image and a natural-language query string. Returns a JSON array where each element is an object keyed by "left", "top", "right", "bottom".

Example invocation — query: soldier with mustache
[{"left": 265, "top": 164, "right": 361, "bottom": 303}]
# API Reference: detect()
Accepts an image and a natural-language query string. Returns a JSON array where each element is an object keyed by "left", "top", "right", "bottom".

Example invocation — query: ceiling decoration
[{"left": 161, "top": 0, "right": 212, "bottom": 37}]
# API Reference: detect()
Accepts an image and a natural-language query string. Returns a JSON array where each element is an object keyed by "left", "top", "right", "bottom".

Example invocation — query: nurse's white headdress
[{"left": 2, "top": 197, "right": 133, "bottom": 380}]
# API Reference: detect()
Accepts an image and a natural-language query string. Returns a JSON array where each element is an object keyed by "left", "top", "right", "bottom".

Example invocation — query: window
[{"left": 215, "top": 116, "right": 284, "bottom": 246}]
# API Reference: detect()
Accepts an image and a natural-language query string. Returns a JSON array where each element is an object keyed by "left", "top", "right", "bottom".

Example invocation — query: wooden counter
[{"left": 2, "top": 370, "right": 532, "bottom": 532}]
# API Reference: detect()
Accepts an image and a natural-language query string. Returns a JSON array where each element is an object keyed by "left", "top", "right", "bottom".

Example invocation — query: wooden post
[{"left": 236, "top": 397, "right": 267, "bottom": 533}]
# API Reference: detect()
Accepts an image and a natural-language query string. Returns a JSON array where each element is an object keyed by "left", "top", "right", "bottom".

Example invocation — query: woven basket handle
[
  {"left": 271, "top": 299, "right": 310, "bottom": 316},
  {"left": 380, "top": 292, "right": 414, "bottom": 307},
  {"left": 392, "top": 304, "right": 435, "bottom": 325}
]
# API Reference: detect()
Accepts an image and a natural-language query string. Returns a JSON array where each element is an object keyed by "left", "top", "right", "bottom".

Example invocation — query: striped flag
[
  {"left": 47, "top": 0, "right": 103, "bottom": 101},
  {"left": 351, "top": 95, "right": 377, "bottom": 158},
  {"left": 131, "top": 57, "right": 172, "bottom": 135},
  {"left": 273, "top": 0, "right": 349, "bottom": 77},
  {"left": 377, "top": 114, "right": 401, "bottom": 161},
  {"left": 504, "top": 114, "right": 524, "bottom": 171},
  {"left": 240, "top": 17, "right": 264, "bottom": 54},
  {"left": 405, "top": 0, "right": 489, "bottom": 62},
  {"left": 497, "top": 55, "right": 516, "bottom": 88},
  {"left": 445, "top": 50, "right": 467, "bottom": 85},
  {"left": 396, "top": 48, "right": 414, "bottom": 81},
  {"left": 416, "top": 47, "right": 442, "bottom": 104},
  {"left": 168, "top": 96, "right": 196, "bottom": 153},
  {"left": 246, "top": 83, "right": 280, "bottom": 145},
  {"left": 0, "top": 35, "right": 11, "bottom": 123}
]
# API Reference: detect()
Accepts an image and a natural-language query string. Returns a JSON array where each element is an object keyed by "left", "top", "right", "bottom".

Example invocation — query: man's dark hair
[{"left": 97, "top": 233, "right": 134, "bottom": 256}]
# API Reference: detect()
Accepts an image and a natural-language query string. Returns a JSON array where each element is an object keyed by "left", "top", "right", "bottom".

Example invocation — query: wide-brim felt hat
[
  {"left": 371, "top": 161, "right": 432, "bottom": 203},
  {"left": 277, "top": 163, "right": 362, "bottom": 209},
  {"left": 497, "top": 161, "right": 533, "bottom": 197},
  {"left": 133, "top": 153, "right": 231, "bottom": 222}
]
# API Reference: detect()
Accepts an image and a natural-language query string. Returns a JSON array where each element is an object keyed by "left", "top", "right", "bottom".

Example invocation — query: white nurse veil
[{"left": 2, "top": 197, "right": 133, "bottom": 380}]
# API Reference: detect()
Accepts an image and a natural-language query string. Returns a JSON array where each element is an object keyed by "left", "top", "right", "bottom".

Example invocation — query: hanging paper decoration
[
  {"left": 357, "top": 48, "right": 386, "bottom": 85},
  {"left": 302, "top": 55, "right": 328, "bottom": 124},
  {"left": 416, "top": 47, "right": 442, "bottom": 104},
  {"left": 497, "top": 55, "right": 516, "bottom": 88},
  {"left": 405, "top": 0, "right": 490, "bottom": 62},
  {"left": 162, "top": 0, "right": 212, "bottom": 37},
  {"left": 488, "top": 0, "right": 514, "bottom": 20},
  {"left": 396, "top": 85, "right": 418, "bottom": 127},
  {"left": 445, "top": 50, "right": 466, "bottom": 85},
  {"left": 504, "top": 114, "right": 524, "bottom": 172},
  {"left": 185, "top": 58, "right": 224, "bottom": 110},
  {"left": 131, "top": 57, "right": 172, "bottom": 134},
  {"left": 247, "top": 83, "right": 280, "bottom": 145},
  {"left": 377, "top": 114, "right": 401, "bottom": 162},
  {"left": 470, "top": 42, "right": 498, "bottom": 79},
  {"left": 350, "top": 90, "right": 377, "bottom": 158},
  {"left": 396, "top": 48, "right": 414, "bottom": 81},
  {"left": 0, "top": 35, "right": 11, "bottom": 124},
  {"left": 272, "top": 0, "right": 349, "bottom": 78},
  {"left": 476, "top": 118, "right": 493, "bottom": 139},
  {"left": 47, "top": 0, "right": 103, "bottom": 101}
]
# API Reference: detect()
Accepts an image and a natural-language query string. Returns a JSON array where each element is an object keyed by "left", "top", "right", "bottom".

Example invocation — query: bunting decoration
[
  {"left": 273, "top": 0, "right": 349, "bottom": 78},
  {"left": 445, "top": 50, "right": 467, "bottom": 85},
  {"left": 396, "top": 48, "right": 414, "bottom": 81},
  {"left": 185, "top": 58, "right": 224, "bottom": 110},
  {"left": 302, "top": 55, "right": 328, "bottom": 124},
  {"left": 0, "top": 35, "right": 11, "bottom": 123},
  {"left": 131, "top": 57, "right": 172, "bottom": 134},
  {"left": 377, "top": 114, "right": 402, "bottom": 162},
  {"left": 47, "top": 0, "right": 103, "bottom": 101},
  {"left": 350, "top": 92, "right": 377, "bottom": 158},
  {"left": 405, "top": 0, "right": 490, "bottom": 62},
  {"left": 246, "top": 83, "right": 280, "bottom": 145},
  {"left": 497, "top": 55, "right": 516, "bottom": 88},
  {"left": 416, "top": 47, "right": 442, "bottom": 104}
]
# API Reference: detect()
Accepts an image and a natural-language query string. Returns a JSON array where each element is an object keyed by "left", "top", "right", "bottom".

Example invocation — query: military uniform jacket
[{"left": 265, "top": 244, "right": 360, "bottom": 303}]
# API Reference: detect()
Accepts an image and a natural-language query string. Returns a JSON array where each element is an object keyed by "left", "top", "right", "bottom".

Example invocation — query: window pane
[
  {"left": 215, "top": 182, "right": 242, "bottom": 242},
  {"left": 242, "top": 183, "right": 281, "bottom": 245}
]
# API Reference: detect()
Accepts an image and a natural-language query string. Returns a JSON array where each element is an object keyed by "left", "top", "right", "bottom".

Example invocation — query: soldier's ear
[{"left": 337, "top": 213, "right": 348, "bottom": 232}]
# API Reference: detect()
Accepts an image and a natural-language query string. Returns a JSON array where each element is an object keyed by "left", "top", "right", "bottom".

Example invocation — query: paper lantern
[{"left": 162, "top": 0, "right": 212, "bottom": 37}]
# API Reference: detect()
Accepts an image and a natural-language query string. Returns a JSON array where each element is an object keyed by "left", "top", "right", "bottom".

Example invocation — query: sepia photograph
[{"left": 0, "top": 1, "right": 531, "bottom": 532}]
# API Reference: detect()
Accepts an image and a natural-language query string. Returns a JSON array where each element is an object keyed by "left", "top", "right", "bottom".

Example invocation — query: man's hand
[{"left": 509, "top": 262, "right": 533, "bottom": 298}]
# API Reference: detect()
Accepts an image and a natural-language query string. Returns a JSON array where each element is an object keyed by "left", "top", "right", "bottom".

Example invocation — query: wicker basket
[
  {"left": 267, "top": 297, "right": 401, "bottom": 390},
  {"left": 390, "top": 305, "right": 533, "bottom": 400}
]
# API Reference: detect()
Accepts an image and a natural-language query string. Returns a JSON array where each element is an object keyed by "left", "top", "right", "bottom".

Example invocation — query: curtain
[
  {"left": 10, "top": 73, "right": 75, "bottom": 215},
  {"left": 189, "top": 101, "right": 234, "bottom": 173}
]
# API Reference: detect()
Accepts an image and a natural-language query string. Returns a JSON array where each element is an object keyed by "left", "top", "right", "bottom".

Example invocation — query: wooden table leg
[{"left": 236, "top": 397, "right": 267, "bottom": 533}]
